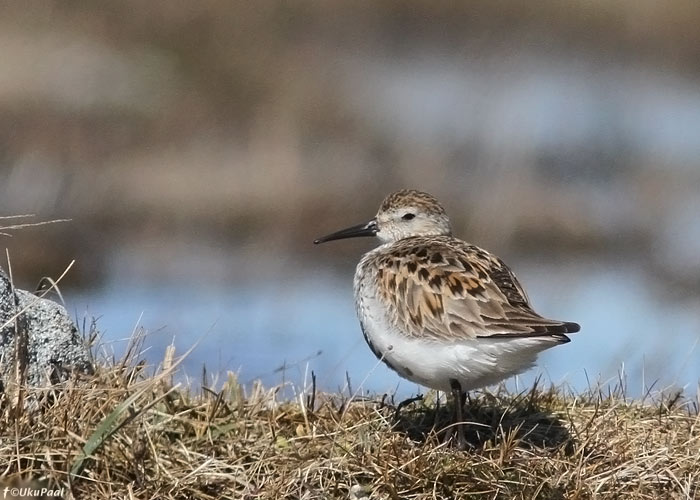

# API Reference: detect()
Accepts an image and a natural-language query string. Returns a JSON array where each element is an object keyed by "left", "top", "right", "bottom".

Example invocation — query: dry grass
[
  {"left": 0, "top": 215, "right": 70, "bottom": 238},
  {"left": 1, "top": 330, "right": 699, "bottom": 500}
]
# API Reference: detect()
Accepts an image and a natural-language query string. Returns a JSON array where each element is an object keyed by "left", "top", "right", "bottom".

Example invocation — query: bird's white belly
[{"left": 356, "top": 273, "right": 558, "bottom": 393}]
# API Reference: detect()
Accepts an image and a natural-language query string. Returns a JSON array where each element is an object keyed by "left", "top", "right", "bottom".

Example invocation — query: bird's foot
[
  {"left": 442, "top": 421, "right": 471, "bottom": 450},
  {"left": 393, "top": 394, "right": 423, "bottom": 420}
]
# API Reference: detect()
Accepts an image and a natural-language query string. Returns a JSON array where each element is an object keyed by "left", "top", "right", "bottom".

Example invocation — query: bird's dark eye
[{"left": 402, "top": 213, "right": 415, "bottom": 221}]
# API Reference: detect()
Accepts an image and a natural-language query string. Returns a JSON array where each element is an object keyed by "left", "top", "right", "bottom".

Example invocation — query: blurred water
[{"left": 68, "top": 258, "right": 700, "bottom": 400}]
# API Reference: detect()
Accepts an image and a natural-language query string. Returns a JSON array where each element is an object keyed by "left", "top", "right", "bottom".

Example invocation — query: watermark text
[{"left": 2, "top": 486, "right": 65, "bottom": 498}]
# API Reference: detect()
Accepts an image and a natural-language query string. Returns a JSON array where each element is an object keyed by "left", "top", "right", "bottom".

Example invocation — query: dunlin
[{"left": 315, "top": 189, "right": 580, "bottom": 448}]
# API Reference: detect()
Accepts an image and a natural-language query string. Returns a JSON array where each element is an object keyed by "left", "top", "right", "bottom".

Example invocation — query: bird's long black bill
[{"left": 314, "top": 220, "right": 377, "bottom": 244}]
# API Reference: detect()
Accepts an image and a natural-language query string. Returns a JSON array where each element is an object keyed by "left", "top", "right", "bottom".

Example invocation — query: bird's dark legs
[
  {"left": 433, "top": 391, "right": 441, "bottom": 429},
  {"left": 449, "top": 378, "right": 468, "bottom": 450},
  {"left": 393, "top": 394, "right": 423, "bottom": 421}
]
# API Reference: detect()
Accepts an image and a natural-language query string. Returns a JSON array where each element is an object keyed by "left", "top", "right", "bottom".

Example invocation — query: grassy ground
[{"left": 1, "top": 333, "right": 699, "bottom": 500}]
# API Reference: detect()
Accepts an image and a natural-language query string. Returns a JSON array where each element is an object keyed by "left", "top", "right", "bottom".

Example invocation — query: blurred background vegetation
[{"left": 1, "top": 0, "right": 699, "bottom": 395}]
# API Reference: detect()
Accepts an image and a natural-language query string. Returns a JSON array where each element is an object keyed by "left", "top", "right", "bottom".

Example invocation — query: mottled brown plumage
[{"left": 367, "top": 235, "right": 578, "bottom": 342}]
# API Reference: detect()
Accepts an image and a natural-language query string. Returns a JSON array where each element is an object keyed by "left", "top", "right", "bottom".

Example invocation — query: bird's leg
[
  {"left": 449, "top": 378, "right": 468, "bottom": 450},
  {"left": 433, "top": 391, "right": 441, "bottom": 429},
  {"left": 393, "top": 393, "right": 423, "bottom": 421}
]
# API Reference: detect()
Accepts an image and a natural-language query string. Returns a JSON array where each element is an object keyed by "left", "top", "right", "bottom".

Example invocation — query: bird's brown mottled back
[{"left": 364, "top": 235, "right": 578, "bottom": 342}]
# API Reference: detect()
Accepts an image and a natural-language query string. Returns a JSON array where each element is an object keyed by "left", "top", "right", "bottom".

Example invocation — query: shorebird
[{"left": 314, "top": 189, "right": 580, "bottom": 449}]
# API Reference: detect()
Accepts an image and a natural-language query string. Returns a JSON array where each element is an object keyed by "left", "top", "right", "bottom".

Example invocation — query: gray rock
[{"left": 0, "top": 267, "right": 92, "bottom": 389}]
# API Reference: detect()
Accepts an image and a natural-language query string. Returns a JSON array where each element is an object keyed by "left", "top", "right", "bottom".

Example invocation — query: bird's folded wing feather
[{"left": 375, "top": 239, "right": 579, "bottom": 342}]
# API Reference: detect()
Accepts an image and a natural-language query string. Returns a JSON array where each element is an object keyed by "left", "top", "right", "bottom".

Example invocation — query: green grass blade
[{"left": 69, "top": 386, "right": 150, "bottom": 478}]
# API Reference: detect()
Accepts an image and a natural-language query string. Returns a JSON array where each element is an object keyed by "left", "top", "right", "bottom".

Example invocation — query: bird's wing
[{"left": 374, "top": 239, "right": 580, "bottom": 342}]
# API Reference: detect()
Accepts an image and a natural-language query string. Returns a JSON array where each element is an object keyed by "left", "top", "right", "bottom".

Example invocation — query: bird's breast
[{"left": 354, "top": 252, "right": 397, "bottom": 357}]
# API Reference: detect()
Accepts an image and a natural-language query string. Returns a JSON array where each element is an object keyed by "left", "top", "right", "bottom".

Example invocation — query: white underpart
[{"left": 354, "top": 248, "right": 561, "bottom": 393}]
